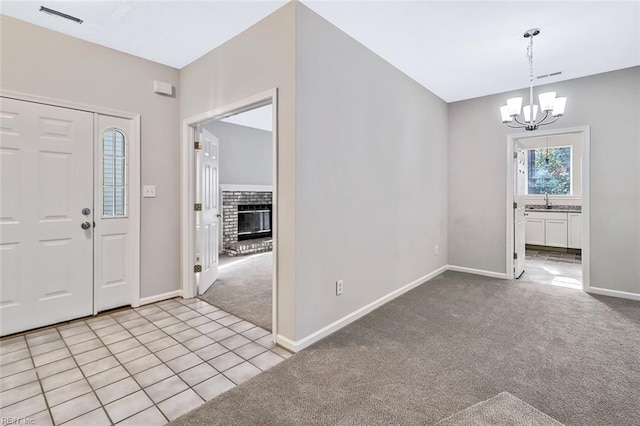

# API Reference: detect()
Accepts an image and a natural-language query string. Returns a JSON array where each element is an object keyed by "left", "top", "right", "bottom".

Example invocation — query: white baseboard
[
  {"left": 278, "top": 265, "right": 448, "bottom": 353},
  {"left": 275, "top": 335, "right": 297, "bottom": 353},
  {"left": 587, "top": 287, "right": 640, "bottom": 302},
  {"left": 446, "top": 264, "right": 508, "bottom": 279},
  {"left": 139, "top": 290, "right": 183, "bottom": 306}
]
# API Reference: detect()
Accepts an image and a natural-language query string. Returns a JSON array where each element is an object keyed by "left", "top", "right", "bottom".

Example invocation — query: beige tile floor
[
  {"left": 0, "top": 298, "right": 292, "bottom": 425},
  {"left": 523, "top": 248, "right": 582, "bottom": 289}
]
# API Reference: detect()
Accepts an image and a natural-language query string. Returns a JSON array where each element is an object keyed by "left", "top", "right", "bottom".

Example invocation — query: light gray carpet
[
  {"left": 174, "top": 271, "right": 640, "bottom": 425},
  {"left": 436, "top": 392, "right": 563, "bottom": 425},
  {"left": 199, "top": 252, "right": 272, "bottom": 330}
]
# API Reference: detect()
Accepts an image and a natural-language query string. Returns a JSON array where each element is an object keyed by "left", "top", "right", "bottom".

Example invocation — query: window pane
[
  {"left": 527, "top": 147, "right": 571, "bottom": 195},
  {"left": 102, "top": 128, "right": 127, "bottom": 217},
  {"left": 114, "top": 158, "right": 125, "bottom": 186},
  {"left": 103, "top": 186, "right": 114, "bottom": 216},
  {"left": 114, "top": 187, "right": 125, "bottom": 216},
  {"left": 114, "top": 131, "right": 125, "bottom": 157},
  {"left": 103, "top": 157, "right": 114, "bottom": 186},
  {"left": 103, "top": 131, "right": 114, "bottom": 157}
]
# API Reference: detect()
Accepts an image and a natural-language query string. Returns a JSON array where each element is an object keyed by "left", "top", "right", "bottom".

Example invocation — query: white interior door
[
  {"left": 1, "top": 98, "right": 94, "bottom": 335},
  {"left": 95, "top": 115, "right": 134, "bottom": 311},
  {"left": 195, "top": 127, "right": 219, "bottom": 294},
  {"left": 514, "top": 142, "right": 526, "bottom": 278}
]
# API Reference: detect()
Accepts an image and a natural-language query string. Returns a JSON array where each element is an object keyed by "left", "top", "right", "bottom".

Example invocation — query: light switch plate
[{"left": 143, "top": 185, "right": 156, "bottom": 198}]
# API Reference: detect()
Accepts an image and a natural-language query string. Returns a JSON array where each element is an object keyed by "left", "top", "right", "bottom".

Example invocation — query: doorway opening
[
  {"left": 181, "top": 90, "right": 278, "bottom": 341},
  {"left": 507, "top": 126, "right": 590, "bottom": 292}
]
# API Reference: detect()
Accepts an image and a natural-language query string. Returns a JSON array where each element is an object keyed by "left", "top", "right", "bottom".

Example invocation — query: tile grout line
[
  {"left": 51, "top": 326, "right": 117, "bottom": 425},
  {"left": 21, "top": 334, "right": 54, "bottom": 425},
  {"left": 99, "top": 309, "right": 172, "bottom": 424}
]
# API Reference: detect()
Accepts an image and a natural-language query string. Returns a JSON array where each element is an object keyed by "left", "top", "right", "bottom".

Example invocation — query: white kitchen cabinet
[
  {"left": 568, "top": 213, "right": 582, "bottom": 249},
  {"left": 545, "top": 220, "right": 568, "bottom": 247},
  {"left": 525, "top": 219, "right": 545, "bottom": 245},
  {"left": 524, "top": 210, "right": 577, "bottom": 248}
]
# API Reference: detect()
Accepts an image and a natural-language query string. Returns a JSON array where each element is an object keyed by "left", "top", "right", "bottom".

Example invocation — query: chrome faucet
[{"left": 544, "top": 193, "right": 551, "bottom": 209}]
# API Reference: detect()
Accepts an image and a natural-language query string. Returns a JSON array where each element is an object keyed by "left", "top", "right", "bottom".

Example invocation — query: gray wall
[
  {"left": 448, "top": 67, "right": 640, "bottom": 295},
  {"left": 295, "top": 5, "right": 449, "bottom": 338},
  {"left": 0, "top": 15, "right": 181, "bottom": 299},
  {"left": 180, "top": 2, "right": 298, "bottom": 340},
  {"left": 204, "top": 121, "right": 273, "bottom": 186}
]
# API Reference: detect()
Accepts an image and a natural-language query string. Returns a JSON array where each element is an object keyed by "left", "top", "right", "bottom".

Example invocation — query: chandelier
[{"left": 500, "top": 29, "right": 567, "bottom": 131}]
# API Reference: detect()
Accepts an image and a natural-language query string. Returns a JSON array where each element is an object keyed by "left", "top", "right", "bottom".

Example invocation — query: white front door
[
  {"left": 95, "top": 115, "right": 134, "bottom": 311},
  {"left": 195, "top": 127, "right": 219, "bottom": 294},
  {"left": 514, "top": 143, "right": 526, "bottom": 278},
  {"left": 0, "top": 98, "right": 94, "bottom": 335}
]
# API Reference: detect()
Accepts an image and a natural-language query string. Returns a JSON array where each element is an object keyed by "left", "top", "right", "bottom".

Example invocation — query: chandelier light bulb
[
  {"left": 507, "top": 97, "right": 523, "bottom": 116},
  {"left": 552, "top": 97, "right": 567, "bottom": 117},
  {"left": 500, "top": 106, "right": 513, "bottom": 123},
  {"left": 538, "top": 92, "right": 557, "bottom": 112},
  {"left": 523, "top": 105, "right": 539, "bottom": 123}
]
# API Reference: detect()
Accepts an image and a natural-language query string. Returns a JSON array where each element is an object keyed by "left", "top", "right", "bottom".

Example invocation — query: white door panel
[
  {"left": 95, "top": 115, "right": 133, "bottom": 311},
  {"left": 1, "top": 97, "right": 94, "bottom": 335},
  {"left": 196, "top": 128, "right": 219, "bottom": 294},
  {"left": 514, "top": 143, "right": 526, "bottom": 278}
]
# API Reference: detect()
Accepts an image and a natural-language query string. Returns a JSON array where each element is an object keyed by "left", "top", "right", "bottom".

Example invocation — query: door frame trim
[
  {"left": 180, "top": 88, "right": 279, "bottom": 342},
  {"left": 506, "top": 125, "right": 591, "bottom": 291},
  {"left": 1, "top": 90, "right": 142, "bottom": 311}
]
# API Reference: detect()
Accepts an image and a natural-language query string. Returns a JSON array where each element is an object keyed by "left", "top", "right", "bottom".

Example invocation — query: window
[
  {"left": 527, "top": 146, "right": 571, "bottom": 195},
  {"left": 103, "top": 129, "right": 127, "bottom": 216}
]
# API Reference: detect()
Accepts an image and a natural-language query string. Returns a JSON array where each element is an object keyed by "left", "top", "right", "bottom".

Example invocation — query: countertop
[{"left": 525, "top": 205, "right": 582, "bottom": 213}]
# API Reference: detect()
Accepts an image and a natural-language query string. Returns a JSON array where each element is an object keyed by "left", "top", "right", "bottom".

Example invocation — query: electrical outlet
[
  {"left": 336, "top": 280, "right": 344, "bottom": 296},
  {"left": 435, "top": 245, "right": 439, "bottom": 255}
]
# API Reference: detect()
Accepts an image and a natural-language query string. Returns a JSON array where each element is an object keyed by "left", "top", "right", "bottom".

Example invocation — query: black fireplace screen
[{"left": 237, "top": 204, "right": 272, "bottom": 241}]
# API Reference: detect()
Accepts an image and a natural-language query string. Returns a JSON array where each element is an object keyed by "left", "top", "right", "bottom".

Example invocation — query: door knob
[
  {"left": 82, "top": 208, "right": 91, "bottom": 215},
  {"left": 81, "top": 222, "right": 91, "bottom": 230}
]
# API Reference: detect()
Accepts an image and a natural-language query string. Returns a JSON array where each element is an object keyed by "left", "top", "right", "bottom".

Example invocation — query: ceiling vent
[
  {"left": 537, "top": 71, "right": 562, "bottom": 79},
  {"left": 39, "top": 6, "right": 83, "bottom": 24}
]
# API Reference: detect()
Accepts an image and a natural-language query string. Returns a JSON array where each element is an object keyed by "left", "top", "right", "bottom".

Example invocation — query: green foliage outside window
[{"left": 527, "top": 147, "right": 571, "bottom": 195}]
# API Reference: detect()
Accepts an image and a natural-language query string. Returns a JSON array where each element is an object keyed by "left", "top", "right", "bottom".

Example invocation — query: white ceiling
[
  {"left": 1, "top": 1, "right": 638, "bottom": 102},
  {"left": 0, "top": 0, "right": 288, "bottom": 69},
  {"left": 221, "top": 104, "right": 273, "bottom": 132}
]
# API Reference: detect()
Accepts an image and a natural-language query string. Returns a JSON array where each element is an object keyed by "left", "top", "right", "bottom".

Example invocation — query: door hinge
[
  {"left": 194, "top": 264, "right": 202, "bottom": 273},
  {"left": 513, "top": 252, "right": 518, "bottom": 260},
  {"left": 194, "top": 203, "right": 202, "bottom": 211},
  {"left": 513, "top": 201, "right": 518, "bottom": 209},
  {"left": 513, "top": 152, "right": 518, "bottom": 159},
  {"left": 194, "top": 141, "right": 202, "bottom": 150}
]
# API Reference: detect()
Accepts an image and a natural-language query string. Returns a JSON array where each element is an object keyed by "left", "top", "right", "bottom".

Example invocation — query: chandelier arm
[
  {"left": 506, "top": 122, "right": 526, "bottom": 129},
  {"left": 512, "top": 116, "right": 528, "bottom": 126},
  {"left": 536, "top": 110, "right": 550, "bottom": 125},
  {"left": 537, "top": 116, "right": 560, "bottom": 127}
]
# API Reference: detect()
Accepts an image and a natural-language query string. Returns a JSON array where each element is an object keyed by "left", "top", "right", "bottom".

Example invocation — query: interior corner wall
[
  {"left": 448, "top": 67, "right": 640, "bottom": 295},
  {"left": 203, "top": 121, "right": 273, "bottom": 186},
  {"left": 294, "top": 5, "right": 449, "bottom": 340},
  {"left": 179, "top": 2, "right": 297, "bottom": 340},
  {"left": 0, "top": 15, "right": 181, "bottom": 299}
]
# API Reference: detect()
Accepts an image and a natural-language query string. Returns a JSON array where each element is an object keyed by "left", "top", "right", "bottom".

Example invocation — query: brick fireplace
[{"left": 221, "top": 189, "right": 273, "bottom": 256}]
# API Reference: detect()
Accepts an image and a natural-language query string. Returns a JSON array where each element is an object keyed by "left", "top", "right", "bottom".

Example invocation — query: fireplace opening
[{"left": 237, "top": 204, "right": 272, "bottom": 241}]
